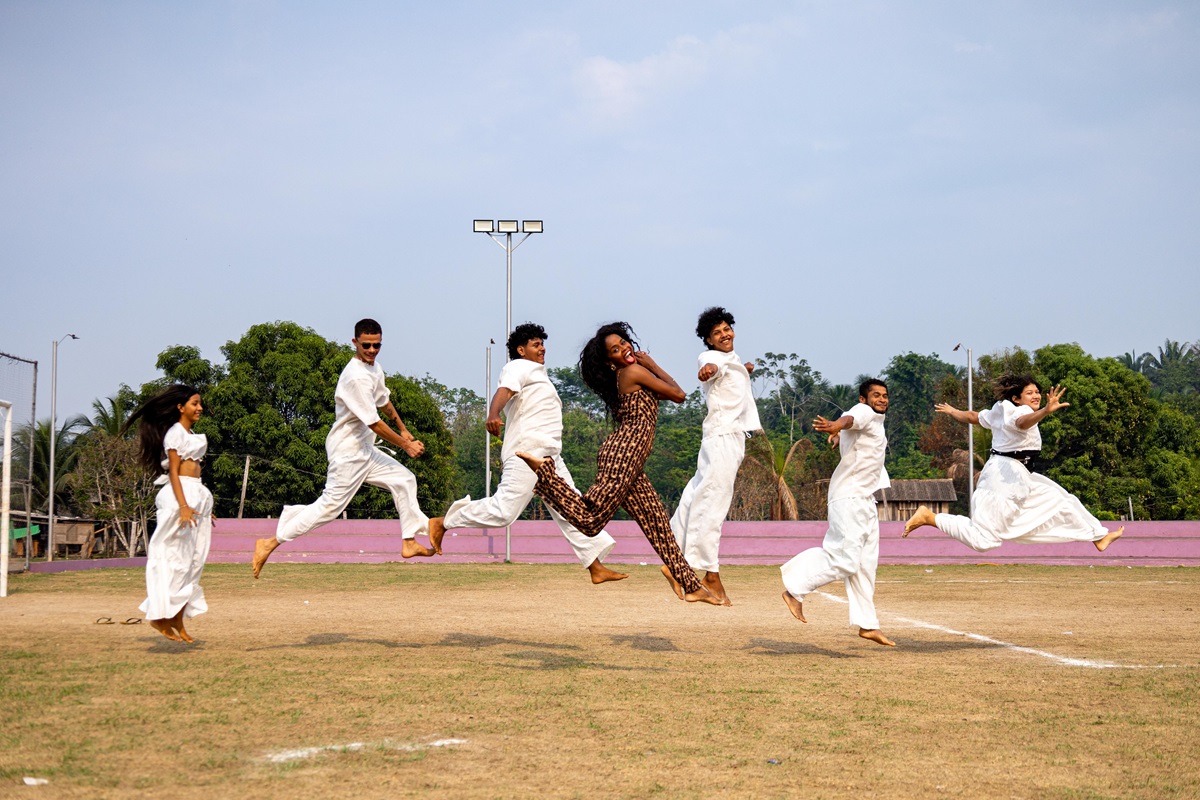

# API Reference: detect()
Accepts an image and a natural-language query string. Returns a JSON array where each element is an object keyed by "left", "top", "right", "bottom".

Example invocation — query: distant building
[{"left": 874, "top": 479, "right": 957, "bottom": 522}]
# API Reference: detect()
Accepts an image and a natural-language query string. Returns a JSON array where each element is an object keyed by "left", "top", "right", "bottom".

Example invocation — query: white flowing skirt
[
  {"left": 935, "top": 456, "right": 1107, "bottom": 553},
  {"left": 140, "top": 477, "right": 212, "bottom": 620}
]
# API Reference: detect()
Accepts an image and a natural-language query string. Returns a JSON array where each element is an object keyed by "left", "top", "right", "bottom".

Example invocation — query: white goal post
[{"left": 1, "top": 399, "right": 12, "bottom": 597}]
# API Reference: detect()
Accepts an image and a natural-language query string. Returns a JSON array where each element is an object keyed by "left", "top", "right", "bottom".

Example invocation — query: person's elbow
[{"left": 663, "top": 387, "right": 687, "bottom": 403}]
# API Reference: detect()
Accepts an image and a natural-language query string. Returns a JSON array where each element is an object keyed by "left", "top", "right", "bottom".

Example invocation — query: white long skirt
[
  {"left": 935, "top": 455, "right": 1107, "bottom": 553},
  {"left": 141, "top": 476, "right": 212, "bottom": 620},
  {"left": 443, "top": 452, "right": 616, "bottom": 567}
]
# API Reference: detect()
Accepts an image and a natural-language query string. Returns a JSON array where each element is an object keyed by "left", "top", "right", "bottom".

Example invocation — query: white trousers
[
  {"left": 670, "top": 433, "right": 745, "bottom": 573},
  {"left": 141, "top": 476, "right": 212, "bottom": 620},
  {"left": 780, "top": 497, "right": 880, "bottom": 630},
  {"left": 444, "top": 453, "right": 616, "bottom": 567},
  {"left": 276, "top": 447, "right": 429, "bottom": 543},
  {"left": 935, "top": 456, "right": 1107, "bottom": 553}
]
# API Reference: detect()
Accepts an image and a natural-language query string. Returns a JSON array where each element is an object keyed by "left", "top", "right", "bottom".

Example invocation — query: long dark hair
[
  {"left": 120, "top": 384, "right": 201, "bottom": 472},
  {"left": 995, "top": 374, "right": 1041, "bottom": 404},
  {"left": 579, "top": 321, "right": 639, "bottom": 418}
]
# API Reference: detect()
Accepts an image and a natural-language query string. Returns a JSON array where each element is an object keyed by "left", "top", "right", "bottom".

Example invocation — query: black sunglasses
[{"left": 359, "top": 342, "right": 382, "bottom": 350}]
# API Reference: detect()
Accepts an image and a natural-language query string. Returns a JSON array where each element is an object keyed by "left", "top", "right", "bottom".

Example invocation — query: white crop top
[{"left": 160, "top": 422, "right": 207, "bottom": 471}]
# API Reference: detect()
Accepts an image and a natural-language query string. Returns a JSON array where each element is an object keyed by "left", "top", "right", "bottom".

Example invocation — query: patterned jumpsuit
[{"left": 531, "top": 388, "right": 704, "bottom": 595}]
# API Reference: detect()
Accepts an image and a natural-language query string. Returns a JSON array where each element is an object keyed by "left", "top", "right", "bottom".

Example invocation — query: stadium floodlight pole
[
  {"left": 473, "top": 219, "right": 543, "bottom": 353},
  {"left": 485, "top": 339, "right": 493, "bottom": 502},
  {"left": 2, "top": 399, "right": 13, "bottom": 597},
  {"left": 47, "top": 333, "right": 79, "bottom": 563},
  {"left": 474, "top": 219, "right": 542, "bottom": 562},
  {"left": 953, "top": 343, "right": 975, "bottom": 514}
]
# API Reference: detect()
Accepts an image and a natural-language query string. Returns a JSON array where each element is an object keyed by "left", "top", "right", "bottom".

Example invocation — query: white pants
[
  {"left": 671, "top": 433, "right": 745, "bottom": 573},
  {"left": 935, "top": 456, "right": 1107, "bottom": 552},
  {"left": 780, "top": 497, "right": 880, "bottom": 630},
  {"left": 276, "top": 447, "right": 429, "bottom": 543},
  {"left": 141, "top": 477, "right": 212, "bottom": 620},
  {"left": 443, "top": 453, "right": 616, "bottom": 567}
]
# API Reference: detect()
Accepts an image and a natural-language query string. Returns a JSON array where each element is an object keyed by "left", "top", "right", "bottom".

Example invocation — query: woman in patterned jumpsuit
[{"left": 517, "top": 322, "right": 720, "bottom": 605}]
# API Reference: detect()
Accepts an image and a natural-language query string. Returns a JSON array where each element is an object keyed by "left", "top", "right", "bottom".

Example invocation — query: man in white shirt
[
  {"left": 428, "top": 323, "right": 626, "bottom": 584},
  {"left": 253, "top": 318, "right": 436, "bottom": 577},
  {"left": 780, "top": 379, "right": 896, "bottom": 647},
  {"left": 670, "top": 306, "right": 761, "bottom": 605}
]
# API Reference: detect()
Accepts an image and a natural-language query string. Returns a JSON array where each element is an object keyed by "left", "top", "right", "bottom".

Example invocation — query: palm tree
[
  {"left": 1116, "top": 351, "right": 1150, "bottom": 374},
  {"left": 11, "top": 415, "right": 90, "bottom": 513},
  {"left": 741, "top": 434, "right": 813, "bottom": 520},
  {"left": 89, "top": 393, "right": 134, "bottom": 437},
  {"left": 1142, "top": 339, "right": 1199, "bottom": 394}
]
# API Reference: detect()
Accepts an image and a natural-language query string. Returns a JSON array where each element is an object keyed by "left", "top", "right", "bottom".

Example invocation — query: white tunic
[
  {"left": 698, "top": 350, "right": 761, "bottom": 438},
  {"left": 827, "top": 403, "right": 890, "bottom": 502},
  {"left": 155, "top": 422, "right": 206, "bottom": 484},
  {"left": 327, "top": 357, "right": 389, "bottom": 460},
  {"left": 497, "top": 358, "right": 562, "bottom": 462},
  {"left": 979, "top": 400, "right": 1040, "bottom": 452}
]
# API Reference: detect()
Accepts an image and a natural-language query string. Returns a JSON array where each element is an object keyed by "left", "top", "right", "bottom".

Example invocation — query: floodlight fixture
[
  {"left": 521, "top": 220, "right": 543, "bottom": 234},
  {"left": 496, "top": 219, "right": 519, "bottom": 233},
  {"left": 473, "top": 219, "right": 495, "bottom": 233}
]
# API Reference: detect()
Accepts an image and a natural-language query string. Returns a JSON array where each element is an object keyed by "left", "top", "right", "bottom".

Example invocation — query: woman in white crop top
[
  {"left": 123, "top": 384, "right": 213, "bottom": 642},
  {"left": 903, "top": 375, "right": 1123, "bottom": 554}
]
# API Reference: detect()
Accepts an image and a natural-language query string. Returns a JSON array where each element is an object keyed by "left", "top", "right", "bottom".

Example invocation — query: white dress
[
  {"left": 934, "top": 400, "right": 1108, "bottom": 552},
  {"left": 141, "top": 423, "right": 212, "bottom": 620}
]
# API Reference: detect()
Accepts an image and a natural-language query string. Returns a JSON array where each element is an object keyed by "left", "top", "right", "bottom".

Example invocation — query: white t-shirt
[
  {"left": 827, "top": 402, "right": 890, "bottom": 502},
  {"left": 327, "top": 357, "right": 390, "bottom": 459},
  {"left": 497, "top": 358, "right": 562, "bottom": 461},
  {"left": 979, "top": 400, "right": 1041, "bottom": 452},
  {"left": 698, "top": 350, "right": 762, "bottom": 438}
]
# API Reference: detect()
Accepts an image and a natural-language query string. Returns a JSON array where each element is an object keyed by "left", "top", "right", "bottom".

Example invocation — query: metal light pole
[
  {"left": 474, "top": 219, "right": 542, "bottom": 563},
  {"left": 953, "top": 343, "right": 975, "bottom": 514},
  {"left": 2, "top": 399, "right": 13, "bottom": 596},
  {"left": 47, "top": 333, "right": 79, "bottom": 563},
  {"left": 485, "top": 339, "right": 493, "bottom": 502}
]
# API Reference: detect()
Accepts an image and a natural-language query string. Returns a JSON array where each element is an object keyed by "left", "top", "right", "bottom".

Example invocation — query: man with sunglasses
[{"left": 253, "top": 318, "right": 436, "bottom": 577}]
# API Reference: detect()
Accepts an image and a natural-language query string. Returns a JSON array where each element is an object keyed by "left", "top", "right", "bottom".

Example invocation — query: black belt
[{"left": 991, "top": 449, "right": 1041, "bottom": 472}]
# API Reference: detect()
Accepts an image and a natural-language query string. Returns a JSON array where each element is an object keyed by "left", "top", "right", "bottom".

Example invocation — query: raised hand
[{"left": 1044, "top": 385, "right": 1070, "bottom": 413}]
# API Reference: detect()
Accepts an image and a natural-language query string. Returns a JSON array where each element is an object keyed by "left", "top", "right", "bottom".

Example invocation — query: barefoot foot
[
  {"left": 429, "top": 516, "right": 446, "bottom": 555},
  {"left": 402, "top": 538, "right": 435, "bottom": 558},
  {"left": 685, "top": 586, "right": 723, "bottom": 605},
  {"left": 702, "top": 571, "right": 732, "bottom": 606},
  {"left": 252, "top": 537, "right": 281, "bottom": 579},
  {"left": 588, "top": 560, "right": 629, "bottom": 584},
  {"left": 514, "top": 451, "right": 550, "bottom": 473},
  {"left": 1095, "top": 526, "right": 1124, "bottom": 552},
  {"left": 781, "top": 590, "right": 807, "bottom": 622},
  {"left": 903, "top": 505, "right": 938, "bottom": 537},
  {"left": 149, "top": 619, "right": 182, "bottom": 642},
  {"left": 170, "top": 609, "right": 194, "bottom": 643},
  {"left": 859, "top": 628, "right": 896, "bottom": 647},
  {"left": 660, "top": 565, "right": 684, "bottom": 600}
]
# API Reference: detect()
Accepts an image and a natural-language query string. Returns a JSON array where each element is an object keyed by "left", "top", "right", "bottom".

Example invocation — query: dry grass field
[{"left": 1, "top": 562, "right": 1197, "bottom": 799}]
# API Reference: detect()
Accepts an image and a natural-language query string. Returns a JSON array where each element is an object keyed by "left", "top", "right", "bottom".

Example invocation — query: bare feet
[
  {"left": 703, "top": 571, "right": 732, "bottom": 606},
  {"left": 859, "top": 628, "right": 896, "bottom": 647},
  {"left": 781, "top": 590, "right": 807, "bottom": 622},
  {"left": 402, "top": 538, "right": 435, "bottom": 558},
  {"left": 587, "top": 560, "right": 629, "bottom": 584},
  {"left": 252, "top": 537, "right": 281, "bottom": 579},
  {"left": 685, "top": 586, "right": 723, "bottom": 605},
  {"left": 660, "top": 565, "right": 684, "bottom": 600},
  {"left": 170, "top": 608, "right": 194, "bottom": 643},
  {"left": 515, "top": 451, "right": 550, "bottom": 473},
  {"left": 429, "top": 517, "right": 446, "bottom": 555},
  {"left": 1095, "top": 526, "right": 1124, "bottom": 552},
  {"left": 903, "top": 505, "right": 938, "bottom": 537},
  {"left": 149, "top": 619, "right": 182, "bottom": 642}
]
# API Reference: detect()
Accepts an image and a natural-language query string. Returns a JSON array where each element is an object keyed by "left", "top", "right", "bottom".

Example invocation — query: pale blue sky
[{"left": 2, "top": 1, "right": 1197, "bottom": 428}]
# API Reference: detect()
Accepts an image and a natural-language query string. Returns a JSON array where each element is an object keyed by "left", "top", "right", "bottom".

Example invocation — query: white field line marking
[
  {"left": 814, "top": 592, "right": 1177, "bottom": 669},
  {"left": 265, "top": 738, "right": 467, "bottom": 764}
]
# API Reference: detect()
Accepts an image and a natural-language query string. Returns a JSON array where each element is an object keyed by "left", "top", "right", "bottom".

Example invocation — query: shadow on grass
[
  {"left": 609, "top": 633, "right": 680, "bottom": 652},
  {"left": 436, "top": 632, "right": 581, "bottom": 651},
  {"left": 742, "top": 637, "right": 861, "bottom": 659},
  {"left": 247, "top": 632, "right": 422, "bottom": 651},
  {"left": 147, "top": 638, "right": 209, "bottom": 654},
  {"left": 502, "top": 649, "right": 665, "bottom": 672},
  {"left": 895, "top": 639, "right": 1002, "bottom": 655}
]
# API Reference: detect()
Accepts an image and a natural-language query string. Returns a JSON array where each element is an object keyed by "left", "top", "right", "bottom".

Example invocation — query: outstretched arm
[
  {"left": 813, "top": 414, "right": 852, "bottom": 447},
  {"left": 371, "top": 400, "right": 425, "bottom": 457},
  {"left": 485, "top": 387, "right": 516, "bottom": 437},
  {"left": 1016, "top": 385, "right": 1070, "bottom": 430},
  {"left": 935, "top": 403, "right": 979, "bottom": 425}
]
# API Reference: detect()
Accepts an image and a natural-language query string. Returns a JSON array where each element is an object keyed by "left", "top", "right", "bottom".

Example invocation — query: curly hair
[
  {"left": 578, "top": 321, "right": 639, "bottom": 418},
  {"left": 995, "top": 374, "right": 1041, "bottom": 404},
  {"left": 507, "top": 322, "right": 548, "bottom": 360},
  {"left": 120, "top": 384, "right": 201, "bottom": 472},
  {"left": 695, "top": 306, "right": 735, "bottom": 346}
]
